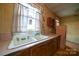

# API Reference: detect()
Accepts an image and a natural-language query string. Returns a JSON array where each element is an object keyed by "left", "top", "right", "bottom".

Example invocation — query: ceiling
[{"left": 45, "top": 3, "right": 79, "bottom": 17}]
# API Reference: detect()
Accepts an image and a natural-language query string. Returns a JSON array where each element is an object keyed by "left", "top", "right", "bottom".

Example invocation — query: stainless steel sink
[
  {"left": 8, "top": 34, "right": 37, "bottom": 49},
  {"left": 33, "top": 35, "right": 48, "bottom": 41},
  {"left": 8, "top": 33, "right": 48, "bottom": 49}
]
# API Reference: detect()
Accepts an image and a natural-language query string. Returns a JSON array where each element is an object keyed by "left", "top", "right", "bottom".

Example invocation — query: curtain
[
  {"left": 13, "top": 4, "right": 28, "bottom": 33},
  {"left": 13, "top": 4, "right": 19, "bottom": 33}
]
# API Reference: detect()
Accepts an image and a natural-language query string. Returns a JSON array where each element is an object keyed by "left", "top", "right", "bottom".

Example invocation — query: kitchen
[{"left": 0, "top": 3, "right": 79, "bottom": 56}]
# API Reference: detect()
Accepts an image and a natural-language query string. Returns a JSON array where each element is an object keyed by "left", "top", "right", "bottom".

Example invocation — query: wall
[
  {"left": 33, "top": 4, "right": 56, "bottom": 35},
  {"left": 0, "top": 3, "right": 14, "bottom": 40},
  {"left": 61, "top": 15, "right": 79, "bottom": 44},
  {"left": 0, "top": 3, "right": 14, "bottom": 33}
]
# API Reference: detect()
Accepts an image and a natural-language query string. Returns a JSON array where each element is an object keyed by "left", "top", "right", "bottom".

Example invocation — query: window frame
[{"left": 13, "top": 3, "right": 41, "bottom": 33}]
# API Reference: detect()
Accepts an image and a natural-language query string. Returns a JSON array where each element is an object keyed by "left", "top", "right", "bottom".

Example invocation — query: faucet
[
  {"left": 27, "top": 36, "right": 30, "bottom": 39},
  {"left": 16, "top": 38, "right": 19, "bottom": 41}
]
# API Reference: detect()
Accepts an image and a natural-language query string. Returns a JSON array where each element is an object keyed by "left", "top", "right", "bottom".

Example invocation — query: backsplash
[{"left": 0, "top": 33, "right": 12, "bottom": 40}]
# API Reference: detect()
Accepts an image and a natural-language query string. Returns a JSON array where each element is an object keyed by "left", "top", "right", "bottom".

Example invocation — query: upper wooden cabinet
[{"left": 47, "top": 17, "right": 56, "bottom": 34}]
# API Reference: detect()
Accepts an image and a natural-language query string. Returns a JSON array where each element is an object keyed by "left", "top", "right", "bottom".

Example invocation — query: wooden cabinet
[
  {"left": 47, "top": 39, "right": 58, "bottom": 55},
  {"left": 31, "top": 41, "right": 49, "bottom": 56},
  {"left": 31, "top": 36, "right": 60, "bottom": 56},
  {"left": 16, "top": 48, "right": 31, "bottom": 56}
]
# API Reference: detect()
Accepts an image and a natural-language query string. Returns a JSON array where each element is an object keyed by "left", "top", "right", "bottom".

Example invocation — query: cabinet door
[
  {"left": 16, "top": 48, "right": 31, "bottom": 56},
  {"left": 56, "top": 36, "right": 60, "bottom": 49},
  {"left": 47, "top": 39, "right": 58, "bottom": 55},
  {"left": 31, "top": 41, "right": 48, "bottom": 56}
]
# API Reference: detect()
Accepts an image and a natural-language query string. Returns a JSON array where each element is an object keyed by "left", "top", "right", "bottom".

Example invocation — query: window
[{"left": 13, "top": 4, "right": 41, "bottom": 33}]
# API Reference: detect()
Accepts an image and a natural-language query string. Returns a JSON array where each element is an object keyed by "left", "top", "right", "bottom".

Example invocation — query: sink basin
[
  {"left": 8, "top": 34, "right": 37, "bottom": 49},
  {"left": 33, "top": 35, "right": 48, "bottom": 41}
]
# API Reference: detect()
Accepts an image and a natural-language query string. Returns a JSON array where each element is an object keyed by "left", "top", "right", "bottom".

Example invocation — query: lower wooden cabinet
[
  {"left": 6, "top": 48, "right": 31, "bottom": 56},
  {"left": 16, "top": 48, "right": 31, "bottom": 56},
  {"left": 31, "top": 41, "right": 49, "bottom": 56},
  {"left": 31, "top": 37, "right": 60, "bottom": 56},
  {"left": 7, "top": 36, "right": 60, "bottom": 56},
  {"left": 47, "top": 39, "right": 58, "bottom": 55}
]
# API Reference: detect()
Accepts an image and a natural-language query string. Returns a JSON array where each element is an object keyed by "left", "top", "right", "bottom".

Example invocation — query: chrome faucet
[
  {"left": 16, "top": 38, "right": 19, "bottom": 41},
  {"left": 27, "top": 36, "right": 30, "bottom": 39}
]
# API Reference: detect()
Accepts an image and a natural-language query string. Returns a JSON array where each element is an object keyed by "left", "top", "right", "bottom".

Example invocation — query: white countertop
[{"left": 0, "top": 34, "right": 60, "bottom": 56}]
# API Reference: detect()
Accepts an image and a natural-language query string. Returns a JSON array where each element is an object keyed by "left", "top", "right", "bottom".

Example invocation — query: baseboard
[{"left": 66, "top": 40, "right": 79, "bottom": 51}]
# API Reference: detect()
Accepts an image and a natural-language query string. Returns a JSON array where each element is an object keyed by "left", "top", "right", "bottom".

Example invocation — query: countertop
[{"left": 0, "top": 34, "right": 60, "bottom": 56}]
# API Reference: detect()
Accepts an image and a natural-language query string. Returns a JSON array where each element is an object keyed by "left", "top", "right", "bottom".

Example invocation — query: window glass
[
  {"left": 15, "top": 4, "right": 41, "bottom": 33},
  {"left": 27, "top": 18, "right": 35, "bottom": 31}
]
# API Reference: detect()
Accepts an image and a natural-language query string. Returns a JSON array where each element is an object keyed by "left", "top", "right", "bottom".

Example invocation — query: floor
[{"left": 54, "top": 46, "right": 79, "bottom": 56}]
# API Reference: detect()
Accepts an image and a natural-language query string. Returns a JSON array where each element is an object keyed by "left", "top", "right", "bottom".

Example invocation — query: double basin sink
[{"left": 8, "top": 33, "right": 48, "bottom": 49}]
